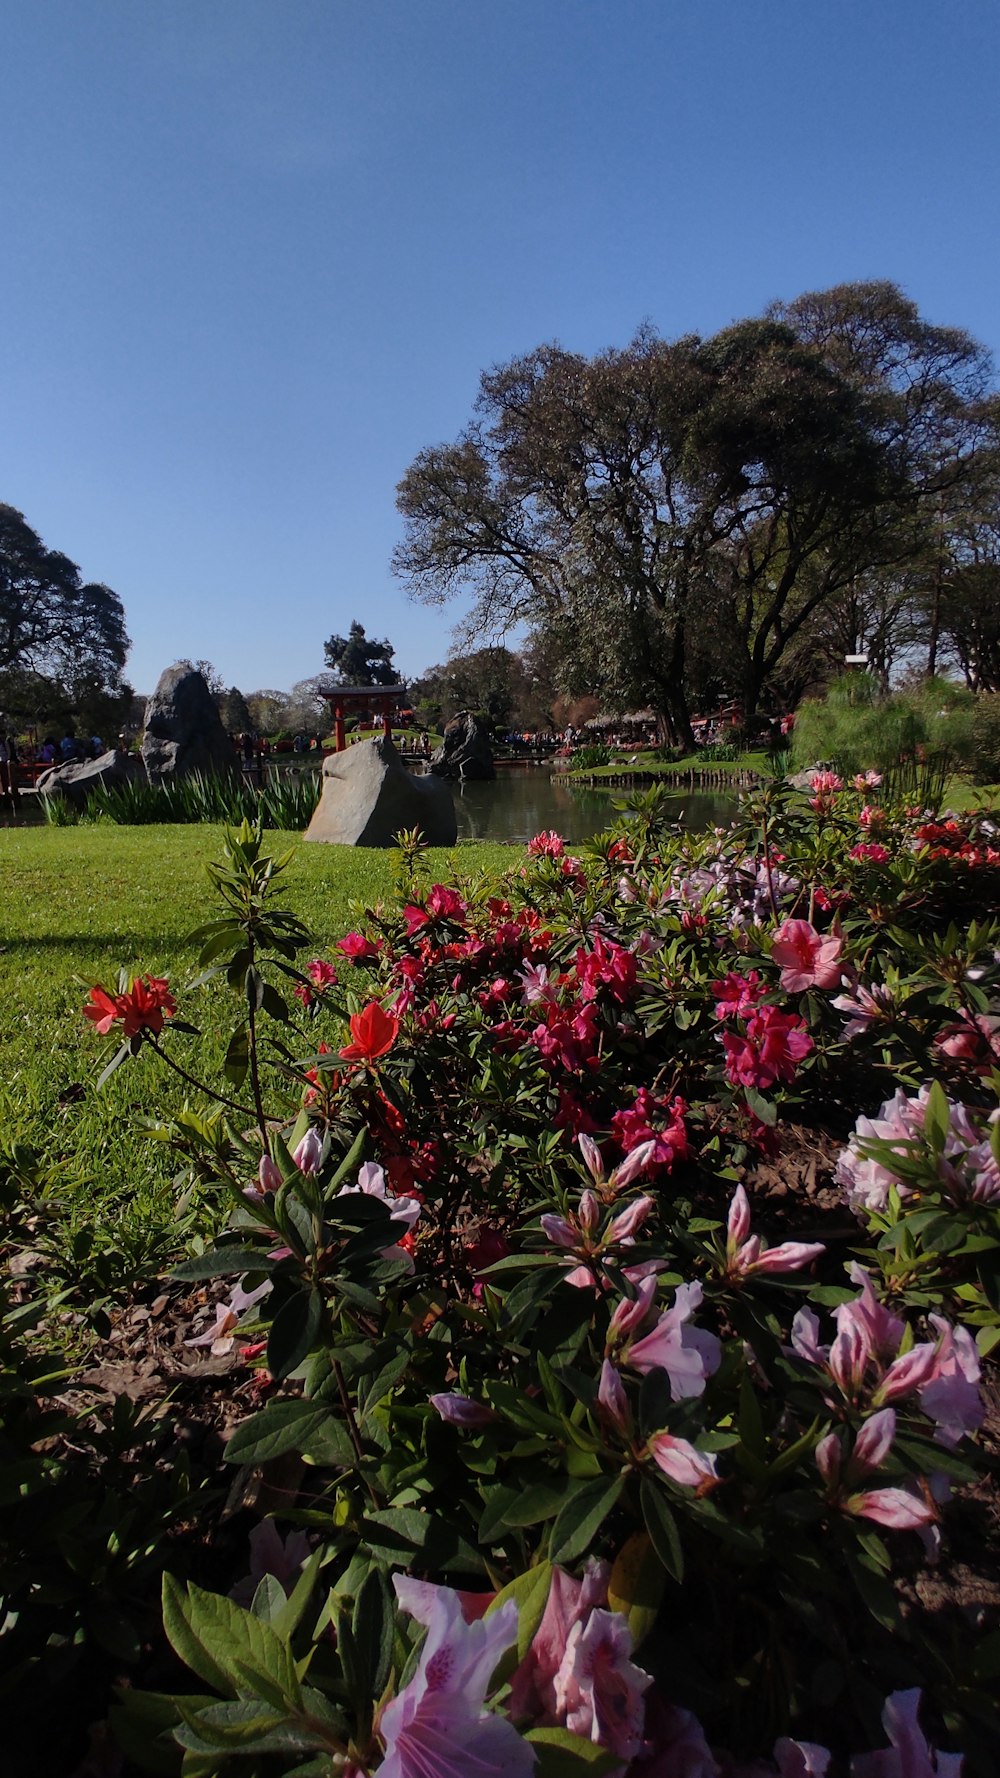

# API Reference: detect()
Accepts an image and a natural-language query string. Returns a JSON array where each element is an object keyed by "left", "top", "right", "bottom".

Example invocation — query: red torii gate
[{"left": 320, "top": 685, "right": 408, "bottom": 752}]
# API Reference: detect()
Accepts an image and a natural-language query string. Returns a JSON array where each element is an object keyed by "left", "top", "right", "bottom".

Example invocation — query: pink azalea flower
[
  {"left": 771, "top": 919, "right": 844, "bottom": 992},
  {"left": 338, "top": 1160, "right": 421, "bottom": 1230},
  {"left": 831, "top": 981, "right": 895, "bottom": 1042},
  {"left": 378, "top": 1577, "right": 533, "bottom": 1778},
  {"left": 631, "top": 1693, "right": 722, "bottom": 1777},
  {"left": 229, "top": 1518, "right": 312, "bottom": 1608},
  {"left": 554, "top": 1606, "right": 652, "bottom": 1761},
  {"left": 918, "top": 1316, "right": 983, "bottom": 1448},
  {"left": 724, "top": 1185, "right": 824, "bottom": 1280},
  {"left": 292, "top": 1126, "right": 324, "bottom": 1175},
  {"left": 185, "top": 1277, "right": 272, "bottom": 1356},
  {"left": 646, "top": 1431, "right": 720, "bottom": 1491},
  {"left": 527, "top": 830, "right": 566, "bottom": 858},
  {"left": 623, "top": 1281, "right": 722, "bottom": 1399},
  {"left": 610, "top": 1138, "right": 660, "bottom": 1192},
  {"left": 257, "top": 1154, "right": 282, "bottom": 1194},
  {"left": 844, "top": 1487, "right": 936, "bottom": 1530},
  {"left": 851, "top": 1687, "right": 963, "bottom": 1776},
  {"left": 306, "top": 958, "right": 338, "bottom": 991},
  {"left": 429, "top": 1392, "right": 495, "bottom": 1427},
  {"left": 597, "top": 1358, "right": 631, "bottom": 1433},
  {"left": 509, "top": 1561, "right": 610, "bottom": 1723}
]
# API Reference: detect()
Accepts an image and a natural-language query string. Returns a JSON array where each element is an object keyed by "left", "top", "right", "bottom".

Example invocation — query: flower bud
[
  {"left": 258, "top": 1155, "right": 282, "bottom": 1194},
  {"left": 292, "top": 1126, "right": 324, "bottom": 1176}
]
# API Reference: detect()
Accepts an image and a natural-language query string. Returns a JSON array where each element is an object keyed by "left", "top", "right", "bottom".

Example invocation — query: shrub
[
  {"left": 568, "top": 742, "right": 612, "bottom": 769},
  {"left": 791, "top": 673, "right": 975, "bottom": 779},
  {"left": 970, "top": 693, "right": 1000, "bottom": 785},
  {"left": 76, "top": 802, "right": 1000, "bottom": 1773}
]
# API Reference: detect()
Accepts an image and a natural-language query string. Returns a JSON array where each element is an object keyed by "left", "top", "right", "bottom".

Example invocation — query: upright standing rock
[
  {"left": 430, "top": 711, "right": 495, "bottom": 781},
  {"left": 141, "top": 664, "right": 238, "bottom": 784},
  {"left": 304, "top": 736, "right": 457, "bottom": 847}
]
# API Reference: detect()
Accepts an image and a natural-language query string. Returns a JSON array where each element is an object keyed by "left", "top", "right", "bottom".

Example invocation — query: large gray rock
[
  {"left": 141, "top": 664, "right": 238, "bottom": 784},
  {"left": 430, "top": 710, "right": 495, "bottom": 781},
  {"left": 304, "top": 736, "right": 457, "bottom": 847},
  {"left": 37, "top": 748, "right": 143, "bottom": 807}
]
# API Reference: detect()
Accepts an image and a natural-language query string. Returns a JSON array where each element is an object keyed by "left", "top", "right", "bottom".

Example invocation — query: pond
[
  {"left": 448, "top": 765, "right": 738, "bottom": 844},
  {"left": 0, "top": 766, "right": 740, "bottom": 842}
]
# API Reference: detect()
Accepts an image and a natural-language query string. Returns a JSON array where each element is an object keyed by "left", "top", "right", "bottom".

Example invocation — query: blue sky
[{"left": 2, "top": 0, "right": 997, "bottom": 696}]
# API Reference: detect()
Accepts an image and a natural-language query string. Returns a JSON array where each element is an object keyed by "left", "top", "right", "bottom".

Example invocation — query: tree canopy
[
  {"left": 394, "top": 285, "right": 997, "bottom": 742},
  {"left": 0, "top": 504, "right": 130, "bottom": 726},
  {"left": 323, "top": 620, "right": 400, "bottom": 687}
]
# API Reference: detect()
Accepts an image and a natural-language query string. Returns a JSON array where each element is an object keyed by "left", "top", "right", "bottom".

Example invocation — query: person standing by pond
[{"left": 0, "top": 730, "right": 16, "bottom": 802}]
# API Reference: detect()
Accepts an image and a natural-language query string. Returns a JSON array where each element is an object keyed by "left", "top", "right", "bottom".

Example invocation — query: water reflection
[
  {"left": 450, "top": 766, "right": 737, "bottom": 845},
  {"left": 0, "top": 768, "right": 740, "bottom": 843}
]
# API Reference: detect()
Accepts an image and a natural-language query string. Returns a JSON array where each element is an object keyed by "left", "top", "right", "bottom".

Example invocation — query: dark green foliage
[
  {"left": 0, "top": 504, "right": 130, "bottom": 722},
  {"left": 323, "top": 620, "right": 400, "bottom": 687},
  {"left": 44, "top": 768, "right": 323, "bottom": 829}
]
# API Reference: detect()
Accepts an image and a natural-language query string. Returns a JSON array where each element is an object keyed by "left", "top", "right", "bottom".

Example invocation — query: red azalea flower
[
  {"left": 337, "top": 931, "right": 379, "bottom": 960},
  {"left": 118, "top": 975, "right": 176, "bottom": 1036},
  {"left": 339, "top": 1002, "right": 399, "bottom": 1063},
  {"left": 84, "top": 975, "right": 175, "bottom": 1037},
  {"left": 83, "top": 985, "right": 124, "bottom": 1035}
]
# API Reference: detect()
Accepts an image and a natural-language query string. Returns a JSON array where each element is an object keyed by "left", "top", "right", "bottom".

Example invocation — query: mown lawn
[{"left": 0, "top": 825, "right": 515, "bottom": 1268}]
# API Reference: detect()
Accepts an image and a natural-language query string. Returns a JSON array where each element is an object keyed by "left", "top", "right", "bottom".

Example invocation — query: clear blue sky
[{"left": 2, "top": 0, "right": 997, "bottom": 697}]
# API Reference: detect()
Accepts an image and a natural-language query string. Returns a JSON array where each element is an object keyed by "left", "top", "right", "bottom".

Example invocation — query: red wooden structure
[{"left": 320, "top": 685, "right": 408, "bottom": 752}]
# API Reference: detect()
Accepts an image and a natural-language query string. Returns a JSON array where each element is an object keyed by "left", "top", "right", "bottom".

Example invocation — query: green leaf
[
  {"left": 352, "top": 1566, "right": 395, "bottom": 1703},
  {"left": 162, "top": 1577, "right": 304, "bottom": 1708},
  {"left": 174, "top": 1700, "right": 325, "bottom": 1757},
  {"left": 161, "top": 1574, "right": 232, "bottom": 1694},
  {"left": 608, "top": 1531, "right": 667, "bottom": 1648},
  {"left": 486, "top": 1561, "right": 553, "bottom": 1663},
  {"left": 268, "top": 1288, "right": 323, "bottom": 1382},
  {"left": 329, "top": 1126, "right": 368, "bottom": 1192},
  {"left": 224, "top": 1023, "right": 250, "bottom": 1087},
  {"left": 500, "top": 1482, "right": 567, "bottom": 1528},
  {"left": 922, "top": 1079, "right": 950, "bottom": 1153},
  {"left": 172, "top": 1245, "right": 275, "bottom": 1282},
  {"left": 224, "top": 1400, "right": 341, "bottom": 1466},
  {"left": 96, "top": 1040, "right": 132, "bottom": 1089},
  {"left": 527, "top": 1726, "right": 623, "bottom": 1778},
  {"left": 109, "top": 1687, "right": 197, "bottom": 1776},
  {"left": 251, "top": 1575, "right": 288, "bottom": 1622},
  {"left": 743, "top": 1086, "right": 777, "bottom": 1126},
  {"left": 548, "top": 1476, "right": 624, "bottom": 1565},
  {"left": 362, "top": 1507, "right": 485, "bottom": 1573},
  {"left": 639, "top": 1479, "right": 684, "bottom": 1582}
]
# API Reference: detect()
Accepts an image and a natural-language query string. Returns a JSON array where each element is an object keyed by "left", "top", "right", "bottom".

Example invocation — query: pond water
[
  {"left": 0, "top": 767, "right": 739, "bottom": 843},
  {"left": 449, "top": 765, "right": 738, "bottom": 845}
]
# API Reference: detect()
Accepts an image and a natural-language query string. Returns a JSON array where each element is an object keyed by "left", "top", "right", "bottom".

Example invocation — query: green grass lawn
[
  {"left": 0, "top": 825, "right": 513, "bottom": 1279},
  {"left": 564, "top": 748, "right": 773, "bottom": 779}
]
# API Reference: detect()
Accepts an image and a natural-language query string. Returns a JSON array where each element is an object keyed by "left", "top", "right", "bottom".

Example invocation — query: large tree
[
  {"left": 323, "top": 620, "right": 400, "bottom": 686},
  {"left": 394, "top": 287, "right": 996, "bottom": 742},
  {"left": 0, "top": 505, "right": 130, "bottom": 712},
  {"left": 769, "top": 282, "right": 998, "bottom": 683},
  {"left": 410, "top": 646, "right": 539, "bottom": 733}
]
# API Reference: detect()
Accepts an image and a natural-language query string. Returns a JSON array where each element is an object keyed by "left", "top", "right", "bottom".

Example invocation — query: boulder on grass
[
  {"left": 37, "top": 749, "right": 143, "bottom": 808},
  {"left": 430, "top": 710, "right": 495, "bottom": 781},
  {"left": 141, "top": 664, "right": 238, "bottom": 784},
  {"left": 304, "top": 736, "right": 457, "bottom": 847}
]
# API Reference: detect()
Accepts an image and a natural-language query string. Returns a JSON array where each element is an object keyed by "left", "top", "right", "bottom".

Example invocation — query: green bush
[
  {"left": 791, "top": 673, "right": 975, "bottom": 778},
  {"left": 568, "top": 742, "right": 612, "bottom": 769},
  {"left": 970, "top": 694, "right": 1000, "bottom": 785}
]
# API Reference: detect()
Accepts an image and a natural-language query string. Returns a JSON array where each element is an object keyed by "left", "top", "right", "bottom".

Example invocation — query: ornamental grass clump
[{"left": 69, "top": 791, "right": 1000, "bottom": 1774}]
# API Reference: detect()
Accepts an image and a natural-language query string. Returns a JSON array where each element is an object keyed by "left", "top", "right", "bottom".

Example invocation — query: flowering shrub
[{"left": 85, "top": 795, "right": 1000, "bottom": 1774}]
